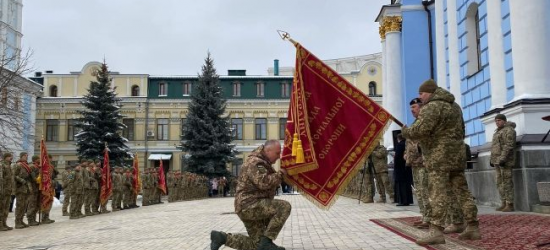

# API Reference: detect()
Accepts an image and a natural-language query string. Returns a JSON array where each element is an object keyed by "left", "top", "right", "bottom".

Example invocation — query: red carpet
[{"left": 371, "top": 214, "right": 550, "bottom": 250}]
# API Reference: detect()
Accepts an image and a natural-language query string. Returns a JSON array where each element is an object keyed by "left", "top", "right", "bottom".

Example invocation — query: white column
[
  {"left": 447, "top": 0, "right": 462, "bottom": 106},
  {"left": 435, "top": 0, "right": 447, "bottom": 87},
  {"left": 509, "top": 0, "right": 550, "bottom": 100},
  {"left": 126, "top": 77, "right": 131, "bottom": 96},
  {"left": 384, "top": 30, "right": 404, "bottom": 150},
  {"left": 486, "top": 0, "right": 507, "bottom": 109},
  {"left": 381, "top": 39, "right": 387, "bottom": 110}
]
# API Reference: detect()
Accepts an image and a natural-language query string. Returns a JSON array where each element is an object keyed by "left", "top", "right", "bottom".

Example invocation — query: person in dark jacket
[{"left": 393, "top": 134, "right": 414, "bottom": 206}]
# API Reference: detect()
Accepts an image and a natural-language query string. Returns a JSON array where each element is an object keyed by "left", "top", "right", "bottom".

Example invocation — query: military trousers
[
  {"left": 226, "top": 199, "right": 291, "bottom": 250},
  {"left": 445, "top": 188, "right": 464, "bottom": 225},
  {"left": 62, "top": 190, "right": 72, "bottom": 213},
  {"left": 411, "top": 167, "right": 431, "bottom": 222},
  {"left": 495, "top": 165, "right": 514, "bottom": 204},
  {"left": 1, "top": 194, "right": 10, "bottom": 225},
  {"left": 85, "top": 189, "right": 96, "bottom": 214},
  {"left": 15, "top": 193, "right": 29, "bottom": 221},
  {"left": 70, "top": 193, "right": 83, "bottom": 216},
  {"left": 428, "top": 170, "right": 477, "bottom": 227},
  {"left": 375, "top": 172, "right": 394, "bottom": 201},
  {"left": 361, "top": 172, "right": 375, "bottom": 202}
]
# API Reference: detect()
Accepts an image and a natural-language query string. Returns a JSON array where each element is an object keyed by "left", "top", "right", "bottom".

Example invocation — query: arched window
[
  {"left": 50, "top": 85, "right": 58, "bottom": 97},
  {"left": 368, "top": 81, "right": 377, "bottom": 96},
  {"left": 131, "top": 85, "right": 140, "bottom": 96},
  {"left": 466, "top": 3, "right": 481, "bottom": 76}
]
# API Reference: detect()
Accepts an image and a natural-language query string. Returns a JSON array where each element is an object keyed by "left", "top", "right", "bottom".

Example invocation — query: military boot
[
  {"left": 362, "top": 198, "right": 374, "bottom": 204},
  {"left": 443, "top": 223, "right": 465, "bottom": 234},
  {"left": 210, "top": 230, "right": 227, "bottom": 250},
  {"left": 495, "top": 203, "right": 506, "bottom": 211},
  {"left": 15, "top": 219, "right": 26, "bottom": 229},
  {"left": 257, "top": 236, "right": 285, "bottom": 250},
  {"left": 458, "top": 221, "right": 481, "bottom": 240},
  {"left": 415, "top": 221, "right": 430, "bottom": 229},
  {"left": 501, "top": 203, "right": 514, "bottom": 212},
  {"left": 62, "top": 211, "right": 70, "bottom": 216},
  {"left": 0, "top": 221, "right": 10, "bottom": 231},
  {"left": 416, "top": 224, "right": 445, "bottom": 245},
  {"left": 28, "top": 218, "right": 40, "bottom": 226},
  {"left": 2, "top": 220, "right": 13, "bottom": 230},
  {"left": 42, "top": 213, "right": 55, "bottom": 224}
]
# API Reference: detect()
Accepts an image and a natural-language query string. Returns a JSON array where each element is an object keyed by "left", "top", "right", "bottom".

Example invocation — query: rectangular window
[
  {"left": 281, "top": 82, "right": 290, "bottom": 98},
  {"left": 157, "top": 118, "right": 169, "bottom": 141},
  {"left": 255, "top": 118, "right": 267, "bottom": 140},
  {"left": 256, "top": 82, "right": 265, "bottom": 97},
  {"left": 183, "top": 82, "right": 191, "bottom": 96},
  {"left": 123, "top": 119, "right": 135, "bottom": 141},
  {"left": 67, "top": 119, "right": 79, "bottom": 141},
  {"left": 231, "top": 118, "right": 243, "bottom": 140},
  {"left": 46, "top": 120, "right": 59, "bottom": 142},
  {"left": 279, "top": 118, "right": 287, "bottom": 140},
  {"left": 13, "top": 94, "right": 19, "bottom": 111},
  {"left": 233, "top": 82, "right": 241, "bottom": 97},
  {"left": 159, "top": 82, "right": 167, "bottom": 96}
]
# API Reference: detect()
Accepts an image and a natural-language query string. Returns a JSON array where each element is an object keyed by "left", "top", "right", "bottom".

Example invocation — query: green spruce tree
[
  {"left": 180, "top": 53, "right": 235, "bottom": 177},
  {"left": 76, "top": 62, "right": 131, "bottom": 166}
]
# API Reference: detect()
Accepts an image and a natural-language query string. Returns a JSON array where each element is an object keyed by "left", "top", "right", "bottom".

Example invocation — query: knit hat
[
  {"left": 418, "top": 79, "right": 438, "bottom": 93},
  {"left": 495, "top": 114, "right": 507, "bottom": 121}
]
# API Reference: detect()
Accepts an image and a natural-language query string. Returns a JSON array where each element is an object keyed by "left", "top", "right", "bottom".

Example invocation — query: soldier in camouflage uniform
[
  {"left": 167, "top": 170, "right": 175, "bottom": 202},
  {"left": 0, "top": 153, "right": 14, "bottom": 231},
  {"left": 123, "top": 168, "right": 133, "bottom": 209},
  {"left": 112, "top": 167, "right": 123, "bottom": 211},
  {"left": 402, "top": 80, "right": 480, "bottom": 245},
  {"left": 27, "top": 156, "right": 41, "bottom": 226},
  {"left": 404, "top": 98, "right": 430, "bottom": 229},
  {"left": 41, "top": 154, "right": 57, "bottom": 224},
  {"left": 88, "top": 160, "right": 100, "bottom": 215},
  {"left": 81, "top": 160, "right": 94, "bottom": 216},
  {"left": 141, "top": 168, "right": 150, "bottom": 206},
  {"left": 61, "top": 165, "right": 73, "bottom": 216},
  {"left": 13, "top": 152, "right": 32, "bottom": 228},
  {"left": 210, "top": 140, "right": 291, "bottom": 250},
  {"left": 371, "top": 144, "right": 394, "bottom": 203},
  {"left": 69, "top": 164, "right": 85, "bottom": 219},
  {"left": 211, "top": 140, "right": 290, "bottom": 250},
  {"left": 490, "top": 114, "right": 516, "bottom": 212},
  {"left": 361, "top": 159, "right": 375, "bottom": 203}
]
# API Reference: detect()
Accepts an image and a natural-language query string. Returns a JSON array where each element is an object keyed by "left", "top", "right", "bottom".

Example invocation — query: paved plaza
[{"left": 0, "top": 195, "right": 499, "bottom": 250}]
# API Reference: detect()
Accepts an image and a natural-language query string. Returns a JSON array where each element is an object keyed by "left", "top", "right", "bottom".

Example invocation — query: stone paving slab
[{"left": 0, "top": 195, "right": 428, "bottom": 250}]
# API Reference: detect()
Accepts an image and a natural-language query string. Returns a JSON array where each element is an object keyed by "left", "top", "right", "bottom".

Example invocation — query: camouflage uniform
[
  {"left": 81, "top": 164, "right": 94, "bottom": 216},
  {"left": 223, "top": 146, "right": 291, "bottom": 250},
  {"left": 69, "top": 166, "right": 84, "bottom": 219},
  {"left": 141, "top": 169, "right": 150, "bottom": 206},
  {"left": 88, "top": 163, "right": 100, "bottom": 215},
  {"left": 13, "top": 156, "right": 32, "bottom": 228},
  {"left": 404, "top": 139, "right": 431, "bottom": 223},
  {"left": 123, "top": 170, "right": 133, "bottom": 209},
  {"left": 371, "top": 145, "right": 394, "bottom": 202},
  {"left": 167, "top": 171, "right": 175, "bottom": 202},
  {"left": 490, "top": 121, "right": 516, "bottom": 207},
  {"left": 27, "top": 159, "right": 41, "bottom": 226},
  {"left": 361, "top": 161, "right": 375, "bottom": 203},
  {"left": 61, "top": 167, "right": 73, "bottom": 216},
  {"left": 111, "top": 168, "right": 123, "bottom": 211},
  {"left": 402, "top": 87, "right": 479, "bottom": 240},
  {"left": 0, "top": 156, "right": 14, "bottom": 231}
]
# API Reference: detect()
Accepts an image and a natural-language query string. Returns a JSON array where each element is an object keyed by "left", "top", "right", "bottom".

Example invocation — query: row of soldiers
[
  {"left": 165, "top": 171, "right": 210, "bottom": 202},
  {"left": 342, "top": 144, "right": 394, "bottom": 203},
  {"left": 0, "top": 152, "right": 58, "bottom": 230}
]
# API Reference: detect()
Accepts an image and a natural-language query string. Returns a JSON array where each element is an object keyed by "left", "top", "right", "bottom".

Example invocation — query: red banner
[
  {"left": 281, "top": 43, "right": 391, "bottom": 208},
  {"left": 40, "top": 139, "right": 54, "bottom": 211},
  {"left": 100, "top": 148, "right": 112, "bottom": 205},
  {"left": 158, "top": 160, "right": 167, "bottom": 195},
  {"left": 133, "top": 154, "right": 141, "bottom": 195}
]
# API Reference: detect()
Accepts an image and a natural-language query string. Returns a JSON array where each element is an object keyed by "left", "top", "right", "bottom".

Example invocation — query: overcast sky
[{"left": 23, "top": 0, "right": 388, "bottom": 76}]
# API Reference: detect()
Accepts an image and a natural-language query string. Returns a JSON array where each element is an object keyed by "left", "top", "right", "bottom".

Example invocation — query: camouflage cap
[
  {"left": 32, "top": 155, "right": 40, "bottom": 162},
  {"left": 3, "top": 152, "right": 12, "bottom": 159},
  {"left": 19, "top": 152, "right": 28, "bottom": 158},
  {"left": 495, "top": 114, "right": 507, "bottom": 121},
  {"left": 419, "top": 79, "right": 438, "bottom": 93}
]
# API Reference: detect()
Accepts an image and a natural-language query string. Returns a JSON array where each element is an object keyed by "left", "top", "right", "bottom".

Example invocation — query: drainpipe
[
  {"left": 144, "top": 94, "right": 150, "bottom": 169},
  {"left": 423, "top": 0, "right": 435, "bottom": 80}
]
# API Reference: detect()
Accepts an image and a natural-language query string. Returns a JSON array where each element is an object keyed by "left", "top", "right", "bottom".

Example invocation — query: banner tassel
[
  {"left": 296, "top": 141, "right": 305, "bottom": 163},
  {"left": 291, "top": 133, "right": 299, "bottom": 156}
]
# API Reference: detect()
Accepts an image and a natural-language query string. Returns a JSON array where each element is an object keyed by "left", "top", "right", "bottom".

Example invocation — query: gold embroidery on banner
[
  {"left": 318, "top": 191, "right": 329, "bottom": 202},
  {"left": 292, "top": 174, "right": 318, "bottom": 191}
]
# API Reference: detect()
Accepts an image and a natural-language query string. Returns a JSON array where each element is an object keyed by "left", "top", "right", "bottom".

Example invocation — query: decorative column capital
[
  {"left": 379, "top": 24, "right": 386, "bottom": 40},
  {"left": 383, "top": 16, "right": 402, "bottom": 34}
]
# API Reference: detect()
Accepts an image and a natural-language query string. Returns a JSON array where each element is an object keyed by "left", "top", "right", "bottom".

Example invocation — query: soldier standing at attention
[
  {"left": 404, "top": 98, "right": 430, "bottom": 229},
  {"left": 111, "top": 167, "right": 123, "bottom": 211},
  {"left": 371, "top": 144, "right": 394, "bottom": 203},
  {"left": 69, "top": 164, "right": 84, "bottom": 219},
  {"left": 13, "top": 152, "right": 32, "bottom": 229},
  {"left": 0, "top": 153, "right": 14, "bottom": 231},
  {"left": 210, "top": 140, "right": 290, "bottom": 250},
  {"left": 123, "top": 168, "right": 133, "bottom": 209},
  {"left": 490, "top": 114, "right": 516, "bottom": 212},
  {"left": 27, "top": 156, "right": 41, "bottom": 226},
  {"left": 61, "top": 165, "right": 73, "bottom": 216},
  {"left": 402, "top": 79, "right": 480, "bottom": 245}
]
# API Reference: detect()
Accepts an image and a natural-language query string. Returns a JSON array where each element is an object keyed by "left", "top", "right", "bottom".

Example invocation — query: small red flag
[
  {"left": 158, "top": 160, "right": 167, "bottom": 195},
  {"left": 40, "top": 139, "right": 54, "bottom": 211},
  {"left": 100, "top": 147, "right": 112, "bottom": 205}
]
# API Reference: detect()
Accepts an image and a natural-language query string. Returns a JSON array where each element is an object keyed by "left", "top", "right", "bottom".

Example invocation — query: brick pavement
[{"left": 0, "top": 195, "right": 430, "bottom": 250}]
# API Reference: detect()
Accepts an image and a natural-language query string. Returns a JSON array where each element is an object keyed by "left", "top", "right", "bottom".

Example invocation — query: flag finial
[{"left": 277, "top": 30, "right": 298, "bottom": 46}]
